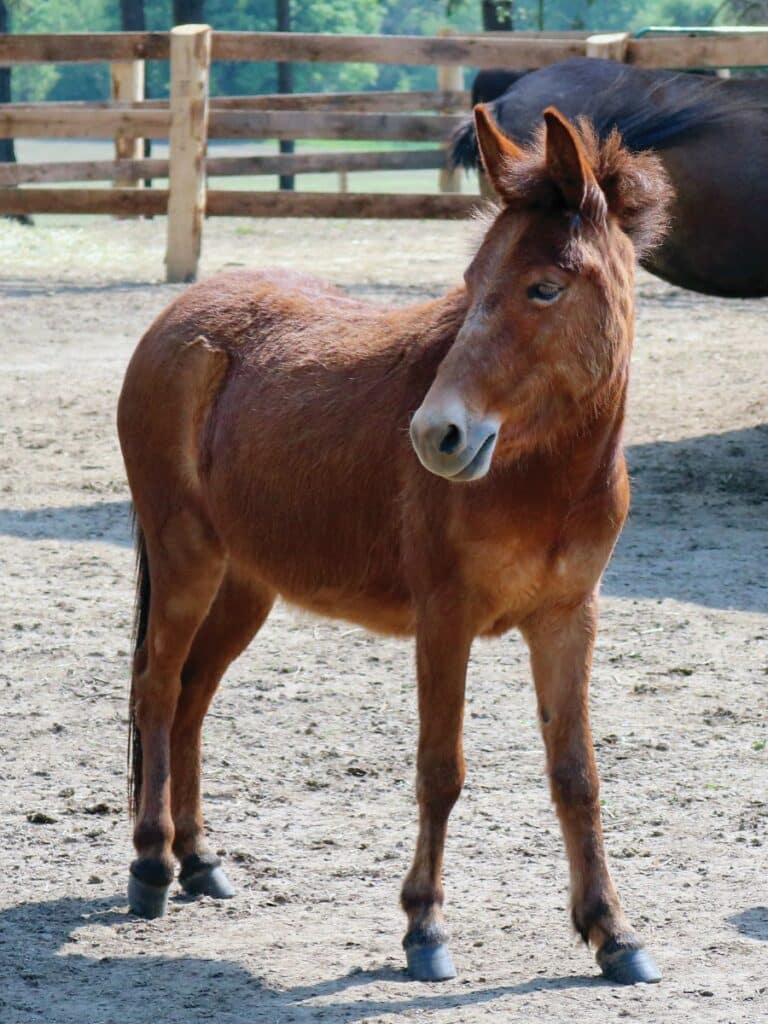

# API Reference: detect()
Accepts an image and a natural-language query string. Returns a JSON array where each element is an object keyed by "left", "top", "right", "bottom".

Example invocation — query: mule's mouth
[
  {"left": 409, "top": 397, "right": 501, "bottom": 483},
  {"left": 445, "top": 430, "right": 498, "bottom": 482}
]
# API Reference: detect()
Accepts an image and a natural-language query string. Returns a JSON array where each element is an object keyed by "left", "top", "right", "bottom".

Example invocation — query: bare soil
[{"left": 0, "top": 216, "right": 766, "bottom": 1024}]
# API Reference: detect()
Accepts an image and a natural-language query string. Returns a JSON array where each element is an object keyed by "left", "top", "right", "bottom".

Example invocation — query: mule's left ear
[
  {"left": 474, "top": 103, "right": 524, "bottom": 200},
  {"left": 543, "top": 106, "right": 606, "bottom": 223}
]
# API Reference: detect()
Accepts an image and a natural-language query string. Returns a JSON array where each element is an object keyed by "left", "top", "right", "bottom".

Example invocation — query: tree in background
[
  {"left": 4, "top": 0, "right": 767, "bottom": 103},
  {"left": 0, "top": 0, "right": 33, "bottom": 223},
  {"left": 481, "top": 1, "right": 513, "bottom": 30},
  {"left": 276, "top": 0, "right": 294, "bottom": 192},
  {"left": 120, "top": 0, "right": 146, "bottom": 29},
  {"left": 0, "top": 0, "right": 16, "bottom": 165},
  {"left": 119, "top": 0, "right": 152, "bottom": 185},
  {"left": 172, "top": 0, "right": 204, "bottom": 21}
]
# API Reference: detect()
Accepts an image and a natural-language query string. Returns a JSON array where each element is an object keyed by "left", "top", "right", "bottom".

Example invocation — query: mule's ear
[
  {"left": 543, "top": 106, "right": 606, "bottom": 223},
  {"left": 474, "top": 103, "right": 524, "bottom": 199}
]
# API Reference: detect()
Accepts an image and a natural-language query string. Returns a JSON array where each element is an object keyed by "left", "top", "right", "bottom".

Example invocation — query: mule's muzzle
[{"left": 410, "top": 399, "right": 500, "bottom": 482}]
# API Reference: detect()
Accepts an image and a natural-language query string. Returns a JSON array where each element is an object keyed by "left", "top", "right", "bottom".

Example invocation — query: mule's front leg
[
  {"left": 401, "top": 601, "right": 472, "bottom": 982},
  {"left": 522, "top": 596, "right": 661, "bottom": 985}
]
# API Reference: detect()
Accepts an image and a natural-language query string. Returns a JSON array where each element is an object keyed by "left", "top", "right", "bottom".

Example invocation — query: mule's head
[{"left": 410, "top": 105, "right": 672, "bottom": 482}]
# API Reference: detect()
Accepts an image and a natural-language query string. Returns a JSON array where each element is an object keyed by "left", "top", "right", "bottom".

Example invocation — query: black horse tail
[
  {"left": 471, "top": 68, "right": 530, "bottom": 106},
  {"left": 450, "top": 115, "right": 480, "bottom": 171},
  {"left": 452, "top": 68, "right": 534, "bottom": 171},
  {"left": 128, "top": 513, "right": 150, "bottom": 819}
]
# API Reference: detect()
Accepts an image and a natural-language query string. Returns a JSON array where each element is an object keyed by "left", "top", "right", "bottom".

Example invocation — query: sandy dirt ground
[{"left": 0, "top": 215, "right": 765, "bottom": 1024}]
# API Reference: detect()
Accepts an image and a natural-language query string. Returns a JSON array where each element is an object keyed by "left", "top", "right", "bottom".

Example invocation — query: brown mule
[{"left": 118, "top": 106, "right": 671, "bottom": 985}]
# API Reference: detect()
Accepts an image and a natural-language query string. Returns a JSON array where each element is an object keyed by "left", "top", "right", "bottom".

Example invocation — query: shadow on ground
[
  {"left": 726, "top": 907, "right": 768, "bottom": 942},
  {"left": 0, "top": 894, "right": 601, "bottom": 1024},
  {"left": 0, "top": 425, "right": 765, "bottom": 612}
]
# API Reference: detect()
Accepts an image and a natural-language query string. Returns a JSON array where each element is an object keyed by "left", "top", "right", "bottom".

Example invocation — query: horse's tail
[
  {"left": 450, "top": 114, "right": 480, "bottom": 171},
  {"left": 128, "top": 512, "right": 150, "bottom": 819}
]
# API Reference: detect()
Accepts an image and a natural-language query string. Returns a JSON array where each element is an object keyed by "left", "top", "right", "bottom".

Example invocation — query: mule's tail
[{"left": 128, "top": 512, "right": 150, "bottom": 819}]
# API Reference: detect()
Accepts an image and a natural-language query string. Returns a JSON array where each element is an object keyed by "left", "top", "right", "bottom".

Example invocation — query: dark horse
[
  {"left": 118, "top": 107, "right": 671, "bottom": 986},
  {"left": 453, "top": 57, "right": 768, "bottom": 297}
]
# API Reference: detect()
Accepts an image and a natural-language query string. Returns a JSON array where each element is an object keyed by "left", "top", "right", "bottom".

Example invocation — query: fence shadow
[
  {"left": 0, "top": 894, "right": 600, "bottom": 1024},
  {"left": 0, "top": 425, "right": 765, "bottom": 611}
]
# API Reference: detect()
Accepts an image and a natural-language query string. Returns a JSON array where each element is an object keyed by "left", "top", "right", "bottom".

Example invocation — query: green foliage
[
  {"left": 3, "top": 0, "right": 765, "bottom": 102},
  {"left": 10, "top": 0, "right": 116, "bottom": 101}
]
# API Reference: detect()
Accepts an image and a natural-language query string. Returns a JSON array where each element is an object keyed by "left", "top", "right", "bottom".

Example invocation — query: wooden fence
[{"left": 1, "top": 27, "right": 767, "bottom": 280}]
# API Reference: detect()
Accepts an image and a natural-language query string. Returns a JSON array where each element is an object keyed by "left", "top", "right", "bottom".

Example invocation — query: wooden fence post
[
  {"left": 585, "top": 32, "right": 630, "bottom": 62},
  {"left": 437, "top": 29, "right": 462, "bottom": 194},
  {"left": 165, "top": 23, "right": 211, "bottom": 283},
  {"left": 111, "top": 59, "right": 144, "bottom": 202}
]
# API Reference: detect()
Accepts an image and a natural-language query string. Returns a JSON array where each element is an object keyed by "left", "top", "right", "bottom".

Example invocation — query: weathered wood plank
[
  {"left": 0, "top": 187, "right": 168, "bottom": 215},
  {"left": 0, "top": 90, "right": 470, "bottom": 114},
  {"left": 0, "top": 158, "right": 165, "bottom": 185},
  {"left": 0, "top": 106, "right": 169, "bottom": 138},
  {"left": 0, "top": 188, "right": 481, "bottom": 219},
  {"left": 208, "top": 110, "right": 462, "bottom": 142},
  {"left": 111, "top": 60, "right": 145, "bottom": 190},
  {"left": 0, "top": 148, "right": 447, "bottom": 186},
  {"left": 585, "top": 33, "right": 629, "bottom": 62},
  {"left": 627, "top": 32, "right": 768, "bottom": 68},
  {"left": 3, "top": 29, "right": 766, "bottom": 72},
  {"left": 211, "top": 32, "right": 586, "bottom": 68},
  {"left": 165, "top": 24, "right": 211, "bottom": 282},
  {"left": 0, "top": 32, "right": 169, "bottom": 65},
  {"left": 0, "top": 107, "right": 461, "bottom": 143},
  {"left": 204, "top": 190, "right": 480, "bottom": 218},
  {"left": 207, "top": 90, "right": 471, "bottom": 112},
  {"left": 437, "top": 36, "right": 463, "bottom": 194}
]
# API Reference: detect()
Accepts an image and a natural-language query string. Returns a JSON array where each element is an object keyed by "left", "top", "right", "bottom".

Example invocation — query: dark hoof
[
  {"left": 405, "top": 943, "right": 457, "bottom": 982},
  {"left": 128, "top": 872, "right": 171, "bottom": 919},
  {"left": 598, "top": 945, "right": 661, "bottom": 985},
  {"left": 179, "top": 864, "right": 235, "bottom": 899}
]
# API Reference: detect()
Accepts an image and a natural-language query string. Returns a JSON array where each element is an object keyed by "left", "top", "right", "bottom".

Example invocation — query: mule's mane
[{"left": 486, "top": 119, "right": 672, "bottom": 257}]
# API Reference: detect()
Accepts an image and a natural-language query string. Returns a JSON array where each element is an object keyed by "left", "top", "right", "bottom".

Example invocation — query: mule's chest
[{"left": 454, "top": 504, "right": 620, "bottom": 636}]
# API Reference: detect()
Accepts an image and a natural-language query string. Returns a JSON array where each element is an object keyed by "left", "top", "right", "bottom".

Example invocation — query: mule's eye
[{"left": 527, "top": 282, "right": 564, "bottom": 305}]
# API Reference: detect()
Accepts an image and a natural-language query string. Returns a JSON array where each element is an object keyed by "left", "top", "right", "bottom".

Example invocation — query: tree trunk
[
  {"left": 120, "top": 0, "right": 146, "bottom": 31},
  {"left": 276, "top": 0, "right": 294, "bottom": 191},
  {"left": 172, "top": 1, "right": 205, "bottom": 23},
  {"left": 119, "top": 0, "right": 152, "bottom": 188},
  {"left": 0, "top": 0, "right": 16, "bottom": 165},
  {"left": 482, "top": 1, "right": 513, "bottom": 31},
  {"left": 0, "top": 0, "right": 32, "bottom": 223}
]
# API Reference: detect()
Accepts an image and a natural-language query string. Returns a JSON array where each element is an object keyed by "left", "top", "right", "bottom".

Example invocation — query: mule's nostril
[{"left": 439, "top": 424, "right": 462, "bottom": 454}]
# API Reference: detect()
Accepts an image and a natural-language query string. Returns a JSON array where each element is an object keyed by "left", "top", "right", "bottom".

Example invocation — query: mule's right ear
[{"left": 474, "top": 104, "right": 524, "bottom": 200}]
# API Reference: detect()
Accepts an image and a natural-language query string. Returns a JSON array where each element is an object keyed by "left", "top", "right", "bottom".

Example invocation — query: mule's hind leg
[
  {"left": 129, "top": 512, "right": 225, "bottom": 919},
  {"left": 171, "top": 570, "right": 275, "bottom": 899}
]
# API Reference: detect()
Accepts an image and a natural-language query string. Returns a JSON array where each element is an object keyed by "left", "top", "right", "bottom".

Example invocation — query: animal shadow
[{"left": 0, "top": 894, "right": 601, "bottom": 1024}]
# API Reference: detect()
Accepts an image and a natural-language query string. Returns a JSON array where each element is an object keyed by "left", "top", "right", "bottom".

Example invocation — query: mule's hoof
[
  {"left": 128, "top": 872, "right": 170, "bottom": 919},
  {"left": 598, "top": 945, "right": 661, "bottom": 985},
  {"left": 405, "top": 943, "right": 457, "bottom": 982},
  {"left": 179, "top": 864, "right": 235, "bottom": 899}
]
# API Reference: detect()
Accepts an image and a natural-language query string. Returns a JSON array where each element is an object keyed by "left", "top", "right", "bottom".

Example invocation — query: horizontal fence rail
[
  {"left": 1, "top": 29, "right": 767, "bottom": 68},
  {"left": 207, "top": 111, "right": 463, "bottom": 142},
  {"left": 0, "top": 149, "right": 447, "bottom": 186},
  {"left": 1, "top": 25, "right": 767, "bottom": 281},
  {"left": 0, "top": 186, "right": 480, "bottom": 219}
]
